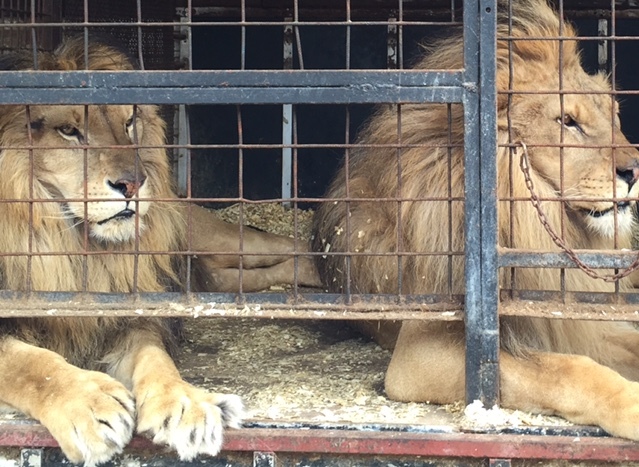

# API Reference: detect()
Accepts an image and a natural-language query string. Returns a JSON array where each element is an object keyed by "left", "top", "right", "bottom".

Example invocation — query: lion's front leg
[
  {"left": 0, "top": 337, "right": 135, "bottom": 466},
  {"left": 109, "top": 329, "right": 244, "bottom": 460}
]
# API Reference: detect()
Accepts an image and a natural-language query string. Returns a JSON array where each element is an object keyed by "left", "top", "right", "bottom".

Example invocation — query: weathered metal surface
[
  {"left": 0, "top": 71, "right": 464, "bottom": 105},
  {"left": 7, "top": 290, "right": 639, "bottom": 322},
  {"left": 500, "top": 296, "right": 639, "bottom": 321},
  {"left": 0, "top": 291, "right": 465, "bottom": 320},
  {"left": 3, "top": 423, "right": 639, "bottom": 462},
  {"left": 499, "top": 248, "right": 639, "bottom": 269},
  {"left": 227, "top": 430, "right": 639, "bottom": 461},
  {"left": 463, "top": 0, "right": 500, "bottom": 407}
]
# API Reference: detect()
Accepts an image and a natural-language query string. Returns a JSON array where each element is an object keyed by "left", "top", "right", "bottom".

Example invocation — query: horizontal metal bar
[
  {"left": 0, "top": 70, "right": 463, "bottom": 88},
  {"left": 8, "top": 289, "right": 639, "bottom": 321},
  {"left": 499, "top": 248, "right": 639, "bottom": 269},
  {"left": 500, "top": 294, "right": 639, "bottom": 321},
  {"left": 0, "top": 291, "right": 463, "bottom": 319},
  {"left": 2, "top": 422, "right": 639, "bottom": 462},
  {"left": 0, "top": 87, "right": 463, "bottom": 105},
  {"left": 0, "top": 70, "right": 463, "bottom": 104}
]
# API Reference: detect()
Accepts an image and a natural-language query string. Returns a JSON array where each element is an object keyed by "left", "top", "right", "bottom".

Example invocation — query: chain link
[{"left": 515, "top": 141, "right": 639, "bottom": 282}]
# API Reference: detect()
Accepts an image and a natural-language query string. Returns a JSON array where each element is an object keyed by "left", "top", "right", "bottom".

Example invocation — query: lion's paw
[
  {"left": 39, "top": 370, "right": 135, "bottom": 467},
  {"left": 135, "top": 379, "right": 244, "bottom": 460}
]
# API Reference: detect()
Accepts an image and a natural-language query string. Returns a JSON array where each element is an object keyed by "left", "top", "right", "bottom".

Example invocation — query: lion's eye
[
  {"left": 125, "top": 116, "right": 139, "bottom": 140},
  {"left": 56, "top": 124, "right": 83, "bottom": 141},
  {"left": 557, "top": 114, "right": 583, "bottom": 133}
]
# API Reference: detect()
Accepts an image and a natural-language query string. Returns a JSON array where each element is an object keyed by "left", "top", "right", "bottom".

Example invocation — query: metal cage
[{"left": 1, "top": 0, "right": 639, "bottom": 466}]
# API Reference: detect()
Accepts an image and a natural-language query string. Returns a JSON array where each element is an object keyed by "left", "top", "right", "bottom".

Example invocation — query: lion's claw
[
  {"left": 39, "top": 370, "right": 135, "bottom": 467},
  {"left": 136, "top": 380, "right": 244, "bottom": 460}
]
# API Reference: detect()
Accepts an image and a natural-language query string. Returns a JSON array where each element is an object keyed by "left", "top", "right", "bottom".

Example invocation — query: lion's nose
[
  {"left": 108, "top": 175, "right": 147, "bottom": 198},
  {"left": 616, "top": 167, "right": 639, "bottom": 190}
]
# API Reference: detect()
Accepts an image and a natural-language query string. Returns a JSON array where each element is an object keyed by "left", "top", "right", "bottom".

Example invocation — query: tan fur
[{"left": 313, "top": 0, "right": 639, "bottom": 438}]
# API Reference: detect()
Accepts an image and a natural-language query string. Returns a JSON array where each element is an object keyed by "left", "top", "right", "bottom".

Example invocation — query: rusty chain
[{"left": 515, "top": 141, "right": 639, "bottom": 282}]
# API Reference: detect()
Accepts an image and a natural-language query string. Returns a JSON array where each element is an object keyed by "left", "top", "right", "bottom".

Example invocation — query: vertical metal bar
[
  {"left": 237, "top": 105, "right": 245, "bottom": 296},
  {"left": 136, "top": 0, "right": 145, "bottom": 70},
  {"left": 598, "top": 19, "right": 608, "bottom": 73},
  {"left": 462, "top": 0, "right": 483, "bottom": 405},
  {"left": 478, "top": 0, "right": 499, "bottom": 404},
  {"left": 293, "top": 0, "right": 304, "bottom": 69},
  {"left": 175, "top": 12, "right": 190, "bottom": 197},
  {"left": 463, "top": 0, "right": 499, "bottom": 406},
  {"left": 237, "top": 0, "right": 246, "bottom": 296},
  {"left": 558, "top": 0, "right": 567, "bottom": 298},
  {"left": 281, "top": 20, "right": 293, "bottom": 207},
  {"left": 185, "top": 0, "right": 194, "bottom": 293},
  {"left": 29, "top": 0, "right": 37, "bottom": 68},
  {"left": 292, "top": 106, "right": 300, "bottom": 295},
  {"left": 397, "top": 0, "right": 403, "bottom": 67},
  {"left": 240, "top": 0, "right": 246, "bottom": 70},
  {"left": 387, "top": 17, "right": 398, "bottom": 69}
]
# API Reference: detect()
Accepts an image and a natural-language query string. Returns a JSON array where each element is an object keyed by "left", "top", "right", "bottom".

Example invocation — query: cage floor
[
  {"left": 0, "top": 317, "right": 576, "bottom": 433},
  {"left": 177, "top": 317, "right": 574, "bottom": 432}
]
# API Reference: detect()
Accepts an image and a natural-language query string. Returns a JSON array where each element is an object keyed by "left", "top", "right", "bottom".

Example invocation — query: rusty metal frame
[{"left": 2, "top": 423, "right": 639, "bottom": 463}]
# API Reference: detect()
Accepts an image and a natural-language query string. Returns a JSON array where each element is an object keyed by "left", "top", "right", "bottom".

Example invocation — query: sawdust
[
  {"left": 215, "top": 202, "right": 314, "bottom": 241},
  {"left": 462, "top": 399, "right": 570, "bottom": 431},
  {"left": 177, "top": 317, "right": 573, "bottom": 431},
  {"left": 178, "top": 317, "right": 449, "bottom": 427}
]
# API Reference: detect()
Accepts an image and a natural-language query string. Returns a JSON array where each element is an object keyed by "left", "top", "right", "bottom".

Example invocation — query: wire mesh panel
[
  {"left": 2, "top": 0, "right": 639, "bottom": 465},
  {"left": 0, "top": 0, "right": 60, "bottom": 53}
]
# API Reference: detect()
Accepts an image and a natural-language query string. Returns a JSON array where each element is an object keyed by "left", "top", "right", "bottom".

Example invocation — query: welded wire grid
[
  {"left": 0, "top": 0, "right": 637, "bottom": 321},
  {"left": 0, "top": 0, "right": 465, "bottom": 319},
  {"left": 0, "top": 0, "right": 60, "bottom": 53},
  {"left": 500, "top": 0, "right": 639, "bottom": 316}
]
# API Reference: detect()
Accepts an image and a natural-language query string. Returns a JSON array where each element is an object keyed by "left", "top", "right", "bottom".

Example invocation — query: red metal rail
[{"left": 2, "top": 423, "right": 639, "bottom": 462}]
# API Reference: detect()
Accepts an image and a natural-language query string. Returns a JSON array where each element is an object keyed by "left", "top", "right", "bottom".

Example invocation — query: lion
[
  {"left": 312, "top": 0, "right": 639, "bottom": 438},
  {"left": 0, "top": 37, "right": 320, "bottom": 466}
]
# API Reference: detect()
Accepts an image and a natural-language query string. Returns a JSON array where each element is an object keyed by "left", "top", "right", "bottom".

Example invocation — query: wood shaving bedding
[
  {"left": 178, "top": 317, "right": 572, "bottom": 430},
  {"left": 215, "top": 202, "right": 314, "bottom": 241}
]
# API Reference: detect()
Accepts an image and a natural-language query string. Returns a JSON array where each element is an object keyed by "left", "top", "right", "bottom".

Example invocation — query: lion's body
[{"left": 313, "top": 0, "right": 639, "bottom": 438}]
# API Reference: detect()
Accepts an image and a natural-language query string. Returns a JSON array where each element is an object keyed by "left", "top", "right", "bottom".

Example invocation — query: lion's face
[
  {"left": 508, "top": 70, "right": 639, "bottom": 239},
  {"left": 26, "top": 104, "right": 156, "bottom": 243}
]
